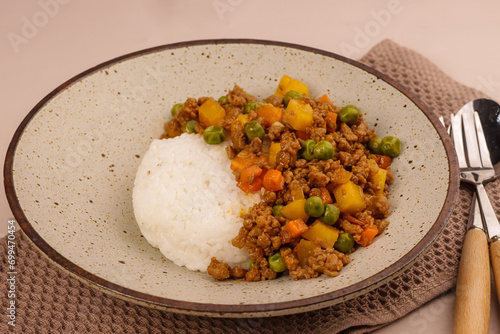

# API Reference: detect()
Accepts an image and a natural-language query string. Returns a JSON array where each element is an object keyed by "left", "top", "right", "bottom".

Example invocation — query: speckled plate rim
[{"left": 4, "top": 39, "right": 460, "bottom": 317}]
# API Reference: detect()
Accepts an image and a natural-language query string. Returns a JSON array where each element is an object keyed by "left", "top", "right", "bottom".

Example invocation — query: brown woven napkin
[{"left": 2, "top": 39, "right": 498, "bottom": 334}]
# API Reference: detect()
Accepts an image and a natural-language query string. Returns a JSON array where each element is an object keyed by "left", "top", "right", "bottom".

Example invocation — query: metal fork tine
[
  {"left": 474, "top": 112, "right": 494, "bottom": 169},
  {"left": 451, "top": 113, "right": 468, "bottom": 168},
  {"left": 462, "top": 105, "right": 482, "bottom": 168}
]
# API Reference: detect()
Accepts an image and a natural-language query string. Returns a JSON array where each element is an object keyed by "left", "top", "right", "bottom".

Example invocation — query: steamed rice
[{"left": 132, "top": 133, "right": 260, "bottom": 272}]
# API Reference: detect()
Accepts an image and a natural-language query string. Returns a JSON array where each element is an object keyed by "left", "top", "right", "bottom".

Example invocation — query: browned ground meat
[
  {"left": 207, "top": 257, "right": 231, "bottom": 280},
  {"left": 161, "top": 84, "right": 397, "bottom": 282}
]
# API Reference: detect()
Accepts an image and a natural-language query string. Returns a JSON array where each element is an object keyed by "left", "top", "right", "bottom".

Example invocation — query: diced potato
[
  {"left": 283, "top": 99, "right": 313, "bottom": 131},
  {"left": 286, "top": 79, "right": 310, "bottom": 97},
  {"left": 291, "top": 186, "right": 305, "bottom": 201},
  {"left": 281, "top": 199, "right": 309, "bottom": 221},
  {"left": 268, "top": 142, "right": 281, "bottom": 167},
  {"left": 199, "top": 98, "right": 226, "bottom": 127},
  {"left": 371, "top": 168, "right": 387, "bottom": 195},
  {"left": 295, "top": 239, "right": 320, "bottom": 266},
  {"left": 332, "top": 181, "right": 366, "bottom": 214},
  {"left": 230, "top": 114, "right": 250, "bottom": 134},
  {"left": 274, "top": 75, "right": 310, "bottom": 97},
  {"left": 301, "top": 221, "right": 339, "bottom": 249}
]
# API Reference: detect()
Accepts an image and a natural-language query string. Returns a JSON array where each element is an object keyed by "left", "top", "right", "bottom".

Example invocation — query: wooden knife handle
[
  {"left": 491, "top": 239, "right": 500, "bottom": 305},
  {"left": 454, "top": 228, "right": 490, "bottom": 334}
]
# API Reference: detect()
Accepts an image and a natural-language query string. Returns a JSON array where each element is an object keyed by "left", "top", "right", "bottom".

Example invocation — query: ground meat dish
[{"left": 162, "top": 76, "right": 399, "bottom": 282}]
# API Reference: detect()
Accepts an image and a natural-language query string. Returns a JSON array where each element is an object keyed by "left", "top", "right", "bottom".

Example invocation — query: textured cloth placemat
[{"left": 2, "top": 39, "right": 499, "bottom": 334}]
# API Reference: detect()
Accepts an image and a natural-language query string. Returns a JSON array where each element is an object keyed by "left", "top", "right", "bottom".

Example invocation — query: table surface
[{"left": 1, "top": 1, "right": 500, "bottom": 332}]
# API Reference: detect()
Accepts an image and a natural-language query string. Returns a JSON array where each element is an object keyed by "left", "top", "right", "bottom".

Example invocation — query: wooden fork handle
[
  {"left": 491, "top": 239, "right": 500, "bottom": 305},
  {"left": 454, "top": 228, "right": 490, "bottom": 334}
]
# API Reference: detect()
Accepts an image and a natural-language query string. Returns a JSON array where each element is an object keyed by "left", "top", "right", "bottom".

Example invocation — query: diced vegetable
[
  {"left": 302, "top": 221, "right": 340, "bottom": 249},
  {"left": 368, "top": 137, "right": 383, "bottom": 154},
  {"left": 374, "top": 154, "right": 392, "bottom": 169},
  {"left": 244, "top": 121, "right": 265, "bottom": 141},
  {"left": 320, "top": 204, "right": 340, "bottom": 225},
  {"left": 357, "top": 225, "right": 379, "bottom": 247},
  {"left": 304, "top": 196, "right": 325, "bottom": 218},
  {"left": 325, "top": 112, "right": 338, "bottom": 132},
  {"left": 283, "top": 218, "right": 309, "bottom": 239},
  {"left": 295, "top": 130, "right": 309, "bottom": 140},
  {"left": 283, "top": 99, "right": 314, "bottom": 131},
  {"left": 334, "top": 232, "right": 355, "bottom": 253},
  {"left": 338, "top": 105, "right": 359, "bottom": 125},
  {"left": 275, "top": 75, "right": 310, "bottom": 97},
  {"left": 203, "top": 126, "right": 226, "bottom": 145},
  {"left": 257, "top": 104, "right": 283, "bottom": 126},
  {"left": 295, "top": 239, "right": 319, "bottom": 266},
  {"left": 332, "top": 181, "right": 366, "bottom": 214},
  {"left": 371, "top": 168, "right": 387, "bottom": 195},
  {"left": 343, "top": 213, "right": 365, "bottom": 226},
  {"left": 199, "top": 98, "right": 226, "bottom": 127},
  {"left": 230, "top": 114, "right": 250, "bottom": 134},
  {"left": 171, "top": 103, "right": 184, "bottom": 116},
  {"left": 237, "top": 165, "right": 264, "bottom": 193},
  {"left": 262, "top": 169, "right": 285, "bottom": 192},
  {"left": 299, "top": 139, "right": 316, "bottom": 161},
  {"left": 291, "top": 186, "right": 305, "bottom": 201},
  {"left": 313, "top": 141, "right": 335, "bottom": 160},
  {"left": 272, "top": 205, "right": 284, "bottom": 217},
  {"left": 268, "top": 252, "right": 287, "bottom": 273},
  {"left": 230, "top": 151, "right": 266, "bottom": 171},
  {"left": 281, "top": 199, "right": 309, "bottom": 221},
  {"left": 318, "top": 188, "right": 333, "bottom": 204},
  {"left": 318, "top": 94, "right": 332, "bottom": 103},
  {"left": 283, "top": 91, "right": 303, "bottom": 106},
  {"left": 268, "top": 142, "right": 281, "bottom": 167},
  {"left": 243, "top": 101, "right": 263, "bottom": 114},
  {"left": 380, "top": 136, "right": 401, "bottom": 158}
]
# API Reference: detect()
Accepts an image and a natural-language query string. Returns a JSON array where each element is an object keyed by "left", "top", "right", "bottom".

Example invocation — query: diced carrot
[
  {"left": 283, "top": 219, "right": 309, "bottom": 239},
  {"left": 237, "top": 165, "right": 264, "bottom": 193},
  {"left": 262, "top": 169, "right": 285, "bottom": 192},
  {"left": 319, "top": 94, "right": 332, "bottom": 103},
  {"left": 230, "top": 154, "right": 267, "bottom": 172},
  {"left": 295, "top": 130, "right": 309, "bottom": 140},
  {"left": 357, "top": 225, "right": 379, "bottom": 247},
  {"left": 342, "top": 213, "right": 365, "bottom": 226},
  {"left": 374, "top": 154, "right": 392, "bottom": 169},
  {"left": 325, "top": 112, "right": 338, "bottom": 132},
  {"left": 257, "top": 104, "right": 283, "bottom": 126},
  {"left": 319, "top": 188, "right": 333, "bottom": 204}
]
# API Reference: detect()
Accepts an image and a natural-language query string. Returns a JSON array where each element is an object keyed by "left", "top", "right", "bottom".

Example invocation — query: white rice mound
[{"left": 132, "top": 133, "right": 260, "bottom": 272}]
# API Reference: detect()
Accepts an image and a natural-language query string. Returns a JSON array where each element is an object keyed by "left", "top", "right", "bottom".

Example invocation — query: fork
[{"left": 450, "top": 104, "right": 496, "bottom": 334}]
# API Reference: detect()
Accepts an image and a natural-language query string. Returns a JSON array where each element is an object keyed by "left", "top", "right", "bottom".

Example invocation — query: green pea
[
  {"left": 171, "top": 103, "right": 184, "bottom": 116},
  {"left": 380, "top": 136, "right": 401, "bottom": 158},
  {"left": 320, "top": 204, "right": 340, "bottom": 225},
  {"left": 268, "top": 252, "right": 286, "bottom": 273},
  {"left": 244, "top": 121, "right": 265, "bottom": 141},
  {"left": 304, "top": 196, "right": 325, "bottom": 218},
  {"left": 218, "top": 96, "right": 228, "bottom": 105},
  {"left": 338, "top": 105, "right": 359, "bottom": 125},
  {"left": 272, "top": 205, "right": 284, "bottom": 217},
  {"left": 299, "top": 139, "right": 316, "bottom": 161},
  {"left": 368, "top": 137, "right": 383, "bottom": 154},
  {"left": 248, "top": 259, "right": 260, "bottom": 270},
  {"left": 283, "top": 91, "right": 302, "bottom": 106},
  {"left": 203, "top": 125, "right": 226, "bottom": 145},
  {"left": 243, "top": 101, "right": 263, "bottom": 114},
  {"left": 181, "top": 120, "right": 198, "bottom": 134},
  {"left": 334, "top": 233, "right": 355, "bottom": 253},
  {"left": 313, "top": 141, "right": 335, "bottom": 160}
]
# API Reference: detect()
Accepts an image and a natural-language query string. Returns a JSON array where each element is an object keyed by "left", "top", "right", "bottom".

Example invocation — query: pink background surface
[{"left": 1, "top": 1, "right": 500, "bottom": 332}]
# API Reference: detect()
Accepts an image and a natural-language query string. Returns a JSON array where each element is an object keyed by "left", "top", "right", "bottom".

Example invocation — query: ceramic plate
[{"left": 4, "top": 39, "right": 459, "bottom": 317}]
